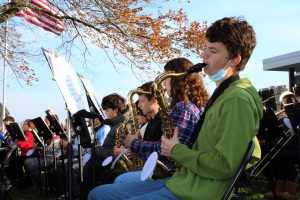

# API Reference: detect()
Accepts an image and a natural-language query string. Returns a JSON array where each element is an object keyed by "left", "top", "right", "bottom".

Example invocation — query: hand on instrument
[
  {"left": 161, "top": 127, "right": 180, "bottom": 157},
  {"left": 113, "top": 145, "right": 125, "bottom": 157},
  {"left": 125, "top": 130, "right": 140, "bottom": 148},
  {"left": 126, "top": 149, "right": 133, "bottom": 158}
]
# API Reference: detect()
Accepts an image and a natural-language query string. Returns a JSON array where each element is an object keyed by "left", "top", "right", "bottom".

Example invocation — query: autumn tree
[
  {"left": 0, "top": 21, "right": 39, "bottom": 85},
  {"left": 0, "top": 0, "right": 207, "bottom": 83}
]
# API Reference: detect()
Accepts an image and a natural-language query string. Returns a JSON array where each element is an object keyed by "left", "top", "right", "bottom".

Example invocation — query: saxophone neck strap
[{"left": 188, "top": 74, "right": 240, "bottom": 147}]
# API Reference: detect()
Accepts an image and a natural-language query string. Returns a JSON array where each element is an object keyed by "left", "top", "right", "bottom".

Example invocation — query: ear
[
  {"left": 231, "top": 55, "right": 241, "bottom": 67},
  {"left": 151, "top": 98, "right": 159, "bottom": 107},
  {"left": 113, "top": 108, "right": 119, "bottom": 115}
]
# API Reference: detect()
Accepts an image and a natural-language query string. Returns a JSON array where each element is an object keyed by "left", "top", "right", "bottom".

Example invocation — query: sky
[{"left": 1, "top": 0, "right": 300, "bottom": 123}]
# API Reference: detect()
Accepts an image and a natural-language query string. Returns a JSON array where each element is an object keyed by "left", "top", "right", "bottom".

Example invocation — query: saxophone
[
  {"left": 114, "top": 89, "right": 151, "bottom": 173},
  {"left": 153, "top": 72, "right": 186, "bottom": 138},
  {"left": 153, "top": 62, "right": 206, "bottom": 140},
  {"left": 141, "top": 63, "right": 207, "bottom": 180},
  {"left": 150, "top": 71, "right": 188, "bottom": 178},
  {"left": 114, "top": 119, "right": 135, "bottom": 173}
]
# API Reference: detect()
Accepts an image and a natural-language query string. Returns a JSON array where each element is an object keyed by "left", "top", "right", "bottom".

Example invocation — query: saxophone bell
[
  {"left": 141, "top": 152, "right": 158, "bottom": 181},
  {"left": 102, "top": 156, "right": 113, "bottom": 167},
  {"left": 111, "top": 149, "right": 128, "bottom": 169}
]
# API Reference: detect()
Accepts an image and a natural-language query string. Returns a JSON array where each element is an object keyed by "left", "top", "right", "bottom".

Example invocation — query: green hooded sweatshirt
[{"left": 166, "top": 78, "right": 263, "bottom": 200}]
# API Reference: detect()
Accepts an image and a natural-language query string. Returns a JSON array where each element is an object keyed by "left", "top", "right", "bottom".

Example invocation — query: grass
[
  {"left": 7, "top": 174, "right": 300, "bottom": 200},
  {"left": 11, "top": 186, "right": 54, "bottom": 200}
]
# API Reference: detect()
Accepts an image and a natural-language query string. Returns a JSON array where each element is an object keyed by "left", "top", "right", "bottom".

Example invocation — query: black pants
[{"left": 49, "top": 159, "right": 80, "bottom": 197}]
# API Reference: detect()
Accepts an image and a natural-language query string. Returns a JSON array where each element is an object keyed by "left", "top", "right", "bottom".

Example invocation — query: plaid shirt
[{"left": 131, "top": 101, "right": 201, "bottom": 162}]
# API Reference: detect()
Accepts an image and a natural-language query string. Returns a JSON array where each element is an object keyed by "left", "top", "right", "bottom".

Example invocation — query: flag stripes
[{"left": 16, "top": 0, "right": 64, "bottom": 35}]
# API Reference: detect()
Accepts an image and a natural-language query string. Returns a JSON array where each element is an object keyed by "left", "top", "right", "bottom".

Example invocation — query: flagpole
[{"left": 1, "top": 17, "right": 9, "bottom": 143}]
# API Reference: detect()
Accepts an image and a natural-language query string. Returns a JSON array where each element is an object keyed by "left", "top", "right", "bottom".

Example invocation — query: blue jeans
[
  {"left": 114, "top": 171, "right": 143, "bottom": 184},
  {"left": 88, "top": 178, "right": 178, "bottom": 200},
  {"left": 23, "top": 157, "right": 53, "bottom": 185}
]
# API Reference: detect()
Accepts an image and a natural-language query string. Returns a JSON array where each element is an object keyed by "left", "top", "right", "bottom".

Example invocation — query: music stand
[
  {"left": 5, "top": 123, "right": 27, "bottom": 142},
  {"left": 45, "top": 109, "right": 67, "bottom": 140},
  {"left": 78, "top": 74, "right": 107, "bottom": 123},
  {"left": 78, "top": 74, "right": 109, "bottom": 192},
  {"left": 32, "top": 117, "right": 53, "bottom": 142},
  {"left": 73, "top": 109, "right": 100, "bottom": 148},
  {"left": 44, "top": 110, "right": 68, "bottom": 199},
  {"left": 31, "top": 117, "right": 54, "bottom": 193},
  {"left": 72, "top": 109, "right": 100, "bottom": 199},
  {"left": 31, "top": 130, "right": 45, "bottom": 149}
]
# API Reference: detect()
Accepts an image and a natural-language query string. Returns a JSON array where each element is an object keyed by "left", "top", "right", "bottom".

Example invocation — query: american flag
[{"left": 16, "top": 0, "right": 64, "bottom": 35}]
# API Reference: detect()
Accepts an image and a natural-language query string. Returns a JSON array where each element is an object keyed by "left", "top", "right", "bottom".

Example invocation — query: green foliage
[{"left": 0, "top": 102, "right": 10, "bottom": 118}]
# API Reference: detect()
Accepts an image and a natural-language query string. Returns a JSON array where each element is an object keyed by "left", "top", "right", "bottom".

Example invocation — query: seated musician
[
  {"left": 94, "top": 96, "right": 117, "bottom": 146},
  {"left": 0, "top": 116, "right": 16, "bottom": 164},
  {"left": 88, "top": 16, "right": 263, "bottom": 200},
  {"left": 135, "top": 100, "right": 149, "bottom": 139},
  {"left": 8, "top": 119, "right": 36, "bottom": 184},
  {"left": 269, "top": 91, "right": 299, "bottom": 200},
  {"left": 0, "top": 116, "right": 16, "bottom": 182},
  {"left": 113, "top": 100, "right": 150, "bottom": 157},
  {"left": 46, "top": 94, "right": 127, "bottom": 199},
  {"left": 82, "top": 93, "right": 128, "bottom": 199},
  {"left": 112, "top": 58, "right": 209, "bottom": 184},
  {"left": 23, "top": 116, "right": 61, "bottom": 187}
]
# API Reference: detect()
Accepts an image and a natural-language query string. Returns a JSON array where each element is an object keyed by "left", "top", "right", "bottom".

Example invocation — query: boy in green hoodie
[{"left": 88, "top": 16, "right": 264, "bottom": 200}]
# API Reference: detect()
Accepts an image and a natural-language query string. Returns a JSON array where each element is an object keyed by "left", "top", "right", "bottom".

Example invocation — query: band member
[
  {"left": 88, "top": 16, "right": 263, "bottom": 200},
  {"left": 8, "top": 119, "right": 36, "bottom": 183},
  {"left": 0, "top": 116, "right": 16, "bottom": 161},
  {"left": 270, "top": 91, "right": 299, "bottom": 200},
  {"left": 82, "top": 93, "right": 128, "bottom": 199},
  {"left": 23, "top": 116, "right": 61, "bottom": 187},
  {"left": 113, "top": 58, "right": 209, "bottom": 184},
  {"left": 135, "top": 100, "right": 149, "bottom": 139},
  {"left": 17, "top": 119, "right": 36, "bottom": 156},
  {"left": 113, "top": 100, "right": 150, "bottom": 158},
  {"left": 112, "top": 81, "right": 164, "bottom": 182},
  {"left": 94, "top": 95, "right": 118, "bottom": 146},
  {"left": 0, "top": 116, "right": 16, "bottom": 170}
]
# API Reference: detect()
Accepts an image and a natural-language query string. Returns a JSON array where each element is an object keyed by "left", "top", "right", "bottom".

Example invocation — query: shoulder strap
[{"left": 188, "top": 74, "right": 240, "bottom": 147}]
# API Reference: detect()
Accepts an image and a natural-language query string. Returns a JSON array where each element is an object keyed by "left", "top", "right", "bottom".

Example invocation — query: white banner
[{"left": 43, "top": 49, "right": 87, "bottom": 115}]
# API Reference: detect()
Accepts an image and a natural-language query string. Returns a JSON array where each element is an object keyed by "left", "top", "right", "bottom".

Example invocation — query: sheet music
[
  {"left": 43, "top": 49, "right": 88, "bottom": 115},
  {"left": 78, "top": 74, "right": 107, "bottom": 120}
]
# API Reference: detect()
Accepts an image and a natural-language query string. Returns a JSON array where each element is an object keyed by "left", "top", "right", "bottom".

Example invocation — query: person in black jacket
[{"left": 83, "top": 93, "right": 128, "bottom": 199}]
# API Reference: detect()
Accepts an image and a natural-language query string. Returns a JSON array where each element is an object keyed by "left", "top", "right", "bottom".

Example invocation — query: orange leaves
[
  {"left": 1, "top": 0, "right": 207, "bottom": 81},
  {"left": 0, "top": 23, "right": 37, "bottom": 85},
  {"left": 183, "top": 21, "right": 208, "bottom": 55},
  {"left": 15, "top": 66, "right": 38, "bottom": 86}
]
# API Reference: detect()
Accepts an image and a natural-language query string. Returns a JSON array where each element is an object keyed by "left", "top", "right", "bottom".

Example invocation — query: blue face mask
[
  {"left": 208, "top": 68, "right": 227, "bottom": 82},
  {"left": 208, "top": 60, "right": 231, "bottom": 82}
]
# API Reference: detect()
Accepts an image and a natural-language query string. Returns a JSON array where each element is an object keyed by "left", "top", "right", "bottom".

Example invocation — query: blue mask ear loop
[{"left": 208, "top": 60, "right": 232, "bottom": 82}]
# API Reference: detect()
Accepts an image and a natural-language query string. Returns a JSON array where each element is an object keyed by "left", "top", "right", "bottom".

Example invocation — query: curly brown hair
[
  {"left": 164, "top": 58, "right": 209, "bottom": 108},
  {"left": 206, "top": 17, "right": 256, "bottom": 71}
]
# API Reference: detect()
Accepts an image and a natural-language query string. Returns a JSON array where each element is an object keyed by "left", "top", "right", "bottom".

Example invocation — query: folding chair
[{"left": 221, "top": 140, "right": 255, "bottom": 200}]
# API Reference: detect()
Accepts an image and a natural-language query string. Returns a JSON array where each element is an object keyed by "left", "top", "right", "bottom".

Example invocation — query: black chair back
[
  {"left": 0, "top": 144, "right": 17, "bottom": 179},
  {"left": 221, "top": 140, "right": 255, "bottom": 200}
]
